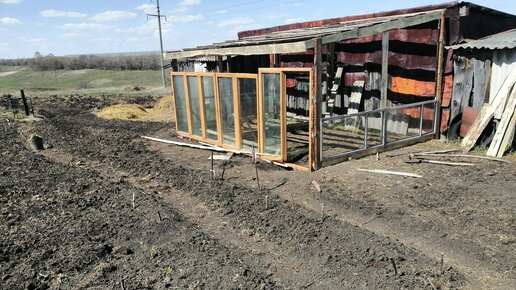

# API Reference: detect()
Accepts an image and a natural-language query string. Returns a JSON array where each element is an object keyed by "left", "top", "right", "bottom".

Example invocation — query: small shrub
[
  {"left": 148, "top": 246, "right": 159, "bottom": 258},
  {"left": 162, "top": 266, "right": 174, "bottom": 277}
]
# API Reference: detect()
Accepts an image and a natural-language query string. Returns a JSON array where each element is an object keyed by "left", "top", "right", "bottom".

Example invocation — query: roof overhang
[{"left": 165, "top": 9, "right": 444, "bottom": 60}]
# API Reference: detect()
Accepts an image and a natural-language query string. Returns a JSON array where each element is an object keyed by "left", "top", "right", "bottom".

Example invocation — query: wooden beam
[
  {"left": 434, "top": 11, "right": 446, "bottom": 138},
  {"left": 358, "top": 168, "right": 422, "bottom": 178},
  {"left": 310, "top": 37, "right": 323, "bottom": 171},
  {"left": 197, "top": 77, "right": 207, "bottom": 139},
  {"left": 487, "top": 86, "right": 516, "bottom": 157},
  {"left": 165, "top": 41, "right": 309, "bottom": 59},
  {"left": 380, "top": 31, "right": 389, "bottom": 109},
  {"left": 216, "top": 56, "right": 224, "bottom": 73}
]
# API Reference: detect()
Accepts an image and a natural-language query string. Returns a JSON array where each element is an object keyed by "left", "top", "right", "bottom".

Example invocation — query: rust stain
[{"left": 391, "top": 77, "right": 435, "bottom": 96}]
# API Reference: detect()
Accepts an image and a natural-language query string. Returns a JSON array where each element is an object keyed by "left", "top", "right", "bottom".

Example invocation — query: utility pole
[{"left": 147, "top": 0, "right": 167, "bottom": 87}]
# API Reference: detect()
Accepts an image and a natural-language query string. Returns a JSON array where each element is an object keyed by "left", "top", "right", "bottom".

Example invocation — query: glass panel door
[
  {"left": 218, "top": 77, "right": 236, "bottom": 146},
  {"left": 202, "top": 76, "right": 218, "bottom": 141},
  {"left": 187, "top": 76, "right": 202, "bottom": 137},
  {"left": 172, "top": 75, "right": 188, "bottom": 133},
  {"left": 260, "top": 72, "right": 282, "bottom": 156},
  {"left": 238, "top": 78, "right": 258, "bottom": 150}
]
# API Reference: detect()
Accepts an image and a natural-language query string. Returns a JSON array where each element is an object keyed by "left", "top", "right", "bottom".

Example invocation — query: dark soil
[{"left": 1, "top": 95, "right": 513, "bottom": 289}]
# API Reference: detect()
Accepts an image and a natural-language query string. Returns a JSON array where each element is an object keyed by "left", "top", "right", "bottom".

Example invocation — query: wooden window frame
[{"left": 258, "top": 68, "right": 313, "bottom": 163}]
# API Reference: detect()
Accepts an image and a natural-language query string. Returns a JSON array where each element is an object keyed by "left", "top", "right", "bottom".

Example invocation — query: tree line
[{"left": 0, "top": 53, "right": 162, "bottom": 71}]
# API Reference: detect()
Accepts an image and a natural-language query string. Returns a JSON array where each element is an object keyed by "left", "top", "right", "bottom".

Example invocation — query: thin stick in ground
[{"left": 389, "top": 257, "right": 398, "bottom": 275}]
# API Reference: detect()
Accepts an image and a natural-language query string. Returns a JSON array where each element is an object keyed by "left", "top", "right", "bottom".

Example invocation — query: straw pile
[{"left": 96, "top": 95, "right": 174, "bottom": 122}]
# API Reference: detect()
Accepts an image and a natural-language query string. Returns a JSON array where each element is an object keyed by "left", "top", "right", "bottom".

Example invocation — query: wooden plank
[
  {"left": 448, "top": 56, "right": 473, "bottom": 136},
  {"left": 434, "top": 11, "right": 446, "bottom": 138},
  {"left": 461, "top": 104, "right": 494, "bottom": 152},
  {"left": 487, "top": 86, "right": 516, "bottom": 157},
  {"left": 232, "top": 77, "right": 243, "bottom": 149},
  {"left": 462, "top": 70, "right": 516, "bottom": 152},
  {"left": 381, "top": 31, "right": 389, "bottom": 109},
  {"left": 472, "top": 58, "right": 488, "bottom": 108},
  {"left": 197, "top": 77, "right": 207, "bottom": 140},
  {"left": 280, "top": 71, "right": 287, "bottom": 161},
  {"left": 413, "top": 152, "right": 510, "bottom": 163},
  {"left": 165, "top": 41, "right": 309, "bottom": 59},
  {"left": 358, "top": 168, "right": 422, "bottom": 178},
  {"left": 183, "top": 76, "right": 193, "bottom": 135},
  {"left": 214, "top": 74, "right": 223, "bottom": 146},
  {"left": 310, "top": 37, "right": 323, "bottom": 171},
  {"left": 497, "top": 111, "right": 516, "bottom": 157},
  {"left": 170, "top": 73, "right": 180, "bottom": 131}
]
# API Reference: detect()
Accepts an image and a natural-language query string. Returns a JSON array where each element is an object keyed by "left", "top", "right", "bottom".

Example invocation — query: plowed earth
[{"left": 1, "top": 96, "right": 514, "bottom": 289}]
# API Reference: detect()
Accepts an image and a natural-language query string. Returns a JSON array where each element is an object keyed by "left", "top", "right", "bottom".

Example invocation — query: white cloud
[
  {"left": 214, "top": 9, "right": 226, "bottom": 15},
  {"left": 284, "top": 18, "right": 305, "bottom": 24},
  {"left": 61, "top": 23, "right": 105, "bottom": 30},
  {"left": 169, "top": 14, "right": 204, "bottom": 23},
  {"left": 0, "top": 0, "right": 22, "bottom": 4},
  {"left": 40, "top": 9, "right": 87, "bottom": 18},
  {"left": 261, "top": 12, "right": 289, "bottom": 20},
  {"left": 284, "top": 1, "right": 304, "bottom": 7},
  {"left": 1, "top": 17, "right": 21, "bottom": 25},
  {"left": 217, "top": 17, "right": 254, "bottom": 27},
  {"left": 179, "top": 0, "right": 201, "bottom": 6},
  {"left": 136, "top": 3, "right": 155, "bottom": 14},
  {"left": 92, "top": 11, "right": 137, "bottom": 22}
]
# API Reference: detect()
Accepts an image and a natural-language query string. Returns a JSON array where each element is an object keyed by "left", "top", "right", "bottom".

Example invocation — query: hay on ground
[{"left": 96, "top": 96, "right": 174, "bottom": 122}]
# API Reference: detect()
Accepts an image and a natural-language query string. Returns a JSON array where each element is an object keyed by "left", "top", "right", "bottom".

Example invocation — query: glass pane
[
  {"left": 218, "top": 77, "right": 235, "bottom": 146},
  {"left": 322, "top": 115, "right": 366, "bottom": 158},
  {"left": 262, "top": 73, "right": 281, "bottom": 155},
  {"left": 173, "top": 76, "right": 188, "bottom": 133},
  {"left": 366, "top": 111, "right": 382, "bottom": 147},
  {"left": 422, "top": 102, "right": 435, "bottom": 134},
  {"left": 238, "top": 78, "right": 258, "bottom": 150},
  {"left": 187, "top": 76, "right": 202, "bottom": 137},
  {"left": 202, "top": 76, "right": 218, "bottom": 141},
  {"left": 386, "top": 105, "right": 420, "bottom": 143}
]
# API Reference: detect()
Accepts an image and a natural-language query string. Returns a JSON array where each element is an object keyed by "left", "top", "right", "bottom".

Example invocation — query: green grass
[{"left": 0, "top": 65, "right": 169, "bottom": 97}]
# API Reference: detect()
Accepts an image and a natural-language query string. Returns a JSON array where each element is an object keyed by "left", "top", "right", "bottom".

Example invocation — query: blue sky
[{"left": 1, "top": 0, "right": 515, "bottom": 59}]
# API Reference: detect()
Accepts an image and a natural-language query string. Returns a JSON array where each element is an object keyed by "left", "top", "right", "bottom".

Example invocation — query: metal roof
[
  {"left": 448, "top": 28, "right": 516, "bottom": 50},
  {"left": 165, "top": 9, "right": 444, "bottom": 59}
]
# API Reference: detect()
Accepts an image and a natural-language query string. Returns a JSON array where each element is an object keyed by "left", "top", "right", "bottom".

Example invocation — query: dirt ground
[{"left": 1, "top": 95, "right": 514, "bottom": 289}]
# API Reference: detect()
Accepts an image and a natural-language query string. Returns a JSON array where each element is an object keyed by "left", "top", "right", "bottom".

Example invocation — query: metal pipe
[{"left": 364, "top": 112, "right": 369, "bottom": 149}]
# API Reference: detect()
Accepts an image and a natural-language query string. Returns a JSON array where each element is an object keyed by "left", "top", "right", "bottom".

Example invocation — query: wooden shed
[
  {"left": 448, "top": 28, "right": 516, "bottom": 156},
  {"left": 164, "top": 1, "right": 516, "bottom": 171}
]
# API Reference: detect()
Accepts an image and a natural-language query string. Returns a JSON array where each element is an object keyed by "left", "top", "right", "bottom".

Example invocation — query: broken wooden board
[
  {"left": 358, "top": 168, "right": 422, "bottom": 178},
  {"left": 461, "top": 104, "right": 494, "bottom": 153},
  {"left": 462, "top": 71, "right": 516, "bottom": 152},
  {"left": 413, "top": 152, "right": 510, "bottom": 163},
  {"left": 487, "top": 86, "right": 516, "bottom": 157},
  {"left": 497, "top": 112, "right": 516, "bottom": 157}
]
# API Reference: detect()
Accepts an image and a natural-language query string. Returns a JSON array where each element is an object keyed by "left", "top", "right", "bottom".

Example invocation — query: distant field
[{"left": 0, "top": 65, "right": 169, "bottom": 97}]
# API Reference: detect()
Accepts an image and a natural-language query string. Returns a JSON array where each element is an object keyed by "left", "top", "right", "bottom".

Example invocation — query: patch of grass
[
  {"left": 148, "top": 246, "right": 159, "bottom": 258},
  {"left": 162, "top": 266, "right": 174, "bottom": 277},
  {"left": 0, "top": 65, "right": 169, "bottom": 97}
]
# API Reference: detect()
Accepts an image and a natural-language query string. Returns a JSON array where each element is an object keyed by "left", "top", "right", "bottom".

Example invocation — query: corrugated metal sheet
[{"left": 448, "top": 28, "right": 516, "bottom": 50}]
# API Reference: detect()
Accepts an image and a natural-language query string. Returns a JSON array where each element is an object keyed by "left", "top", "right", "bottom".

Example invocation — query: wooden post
[
  {"left": 226, "top": 56, "right": 232, "bottom": 72},
  {"left": 20, "top": 89, "right": 30, "bottom": 116},
  {"left": 381, "top": 31, "right": 389, "bottom": 109},
  {"left": 216, "top": 56, "right": 224, "bottom": 73},
  {"left": 434, "top": 11, "right": 446, "bottom": 138},
  {"left": 171, "top": 59, "right": 178, "bottom": 72},
  {"left": 274, "top": 54, "right": 280, "bottom": 68},
  {"left": 310, "top": 38, "right": 323, "bottom": 171}
]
